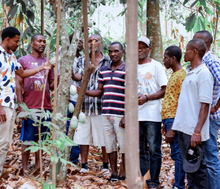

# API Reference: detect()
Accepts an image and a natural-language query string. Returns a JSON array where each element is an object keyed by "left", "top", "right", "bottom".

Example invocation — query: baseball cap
[
  {"left": 183, "top": 145, "right": 203, "bottom": 173},
  {"left": 138, "top": 36, "right": 151, "bottom": 47}
]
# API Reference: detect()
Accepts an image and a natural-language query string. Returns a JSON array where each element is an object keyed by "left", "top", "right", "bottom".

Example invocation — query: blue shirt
[
  {"left": 202, "top": 51, "right": 220, "bottom": 119},
  {"left": 98, "top": 62, "right": 125, "bottom": 117}
]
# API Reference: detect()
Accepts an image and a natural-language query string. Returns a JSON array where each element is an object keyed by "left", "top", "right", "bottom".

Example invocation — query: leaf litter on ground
[{"left": 0, "top": 121, "right": 204, "bottom": 188}]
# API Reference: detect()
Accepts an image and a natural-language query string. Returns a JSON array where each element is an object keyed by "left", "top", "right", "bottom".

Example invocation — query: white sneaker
[
  {"left": 101, "top": 168, "right": 110, "bottom": 176},
  {"left": 79, "top": 168, "right": 89, "bottom": 173}
]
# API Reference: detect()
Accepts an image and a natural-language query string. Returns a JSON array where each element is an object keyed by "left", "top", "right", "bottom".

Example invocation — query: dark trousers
[
  {"left": 139, "top": 121, "right": 162, "bottom": 188},
  {"left": 178, "top": 132, "right": 207, "bottom": 189}
]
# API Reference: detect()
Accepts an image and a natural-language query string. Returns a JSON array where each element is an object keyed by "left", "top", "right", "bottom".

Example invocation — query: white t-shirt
[
  {"left": 172, "top": 64, "right": 214, "bottom": 141},
  {"left": 137, "top": 59, "right": 168, "bottom": 122}
]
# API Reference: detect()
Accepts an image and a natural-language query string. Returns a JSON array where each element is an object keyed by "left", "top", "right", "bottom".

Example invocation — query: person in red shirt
[{"left": 16, "top": 34, "right": 54, "bottom": 173}]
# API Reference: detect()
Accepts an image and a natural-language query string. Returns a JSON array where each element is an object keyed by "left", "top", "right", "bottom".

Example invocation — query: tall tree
[{"left": 147, "top": 0, "right": 163, "bottom": 62}]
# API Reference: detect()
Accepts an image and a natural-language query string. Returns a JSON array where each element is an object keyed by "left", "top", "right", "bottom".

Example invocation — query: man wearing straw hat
[
  {"left": 16, "top": 34, "right": 54, "bottom": 174},
  {"left": 74, "top": 34, "right": 110, "bottom": 174}
]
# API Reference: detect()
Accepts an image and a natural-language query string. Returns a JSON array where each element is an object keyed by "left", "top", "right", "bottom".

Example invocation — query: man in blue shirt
[{"left": 193, "top": 30, "right": 220, "bottom": 189}]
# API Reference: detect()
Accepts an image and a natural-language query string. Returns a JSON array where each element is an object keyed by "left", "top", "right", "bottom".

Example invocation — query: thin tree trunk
[
  {"left": 147, "top": 0, "right": 163, "bottom": 62},
  {"left": 213, "top": 8, "right": 219, "bottom": 52},
  {"left": 3, "top": 2, "right": 9, "bottom": 28},
  {"left": 125, "top": 0, "right": 143, "bottom": 188},
  {"left": 56, "top": 1, "right": 83, "bottom": 182},
  {"left": 41, "top": 0, "right": 44, "bottom": 35},
  {"left": 51, "top": 0, "right": 61, "bottom": 185}
]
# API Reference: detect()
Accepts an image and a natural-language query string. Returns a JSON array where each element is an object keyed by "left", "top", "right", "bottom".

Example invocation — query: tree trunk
[
  {"left": 41, "top": 0, "right": 44, "bottom": 35},
  {"left": 147, "top": 0, "right": 163, "bottom": 62},
  {"left": 125, "top": 0, "right": 143, "bottom": 188},
  {"left": 56, "top": 1, "right": 83, "bottom": 182},
  {"left": 3, "top": 1, "right": 9, "bottom": 28}
]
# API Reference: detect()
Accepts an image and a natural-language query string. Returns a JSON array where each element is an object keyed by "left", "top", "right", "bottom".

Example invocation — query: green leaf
[
  {"left": 51, "top": 156, "right": 59, "bottom": 163},
  {"left": 199, "top": 0, "right": 206, "bottom": 7},
  {"left": 193, "top": 17, "right": 200, "bottom": 33},
  {"left": 26, "top": 146, "right": 40, "bottom": 153},
  {"left": 185, "top": 13, "right": 196, "bottom": 32},
  {"left": 199, "top": 16, "right": 206, "bottom": 29},
  {"left": 8, "top": 4, "right": 18, "bottom": 18},
  {"left": 183, "top": 0, "right": 190, "bottom": 5},
  {"left": 205, "top": 7, "right": 214, "bottom": 15},
  {"left": 190, "top": 0, "right": 199, "bottom": 7},
  {"left": 26, "top": 10, "right": 35, "bottom": 22}
]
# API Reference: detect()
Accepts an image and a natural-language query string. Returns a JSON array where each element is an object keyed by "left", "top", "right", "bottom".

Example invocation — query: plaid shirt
[
  {"left": 202, "top": 51, "right": 220, "bottom": 120},
  {"left": 77, "top": 53, "right": 110, "bottom": 116}
]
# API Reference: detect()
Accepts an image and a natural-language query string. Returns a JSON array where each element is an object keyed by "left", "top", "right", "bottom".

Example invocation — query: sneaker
[
  {"left": 79, "top": 168, "right": 89, "bottom": 173},
  {"left": 101, "top": 168, "right": 110, "bottom": 176},
  {"left": 108, "top": 174, "right": 119, "bottom": 182}
]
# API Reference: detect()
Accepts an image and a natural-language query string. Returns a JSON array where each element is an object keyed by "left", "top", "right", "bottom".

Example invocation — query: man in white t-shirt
[
  {"left": 137, "top": 36, "right": 168, "bottom": 189},
  {"left": 172, "top": 39, "right": 213, "bottom": 189}
]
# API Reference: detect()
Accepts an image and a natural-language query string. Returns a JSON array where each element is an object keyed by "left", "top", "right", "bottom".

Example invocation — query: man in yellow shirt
[{"left": 161, "top": 46, "right": 186, "bottom": 189}]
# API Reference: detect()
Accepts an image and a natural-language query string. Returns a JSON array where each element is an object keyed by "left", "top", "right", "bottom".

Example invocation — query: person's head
[
  {"left": 31, "top": 34, "right": 46, "bottom": 54},
  {"left": 108, "top": 42, "right": 124, "bottom": 63},
  {"left": 138, "top": 36, "right": 152, "bottom": 60},
  {"left": 88, "top": 34, "right": 102, "bottom": 53},
  {"left": 163, "top": 46, "right": 182, "bottom": 69},
  {"left": 193, "top": 30, "right": 213, "bottom": 50},
  {"left": 1, "top": 27, "right": 20, "bottom": 52},
  {"left": 184, "top": 39, "right": 207, "bottom": 62},
  {"left": 77, "top": 38, "right": 83, "bottom": 52},
  {"left": 68, "top": 34, "right": 83, "bottom": 52}
]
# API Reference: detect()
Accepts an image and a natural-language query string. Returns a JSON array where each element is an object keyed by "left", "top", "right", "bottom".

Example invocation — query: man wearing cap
[
  {"left": 172, "top": 39, "right": 213, "bottom": 189},
  {"left": 137, "top": 36, "right": 167, "bottom": 189}
]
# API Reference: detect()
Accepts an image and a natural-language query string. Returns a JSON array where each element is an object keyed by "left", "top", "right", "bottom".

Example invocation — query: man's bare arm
[
  {"left": 191, "top": 103, "right": 210, "bottom": 147},
  {"left": 210, "top": 97, "right": 220, "bottom": 114},
  {"left": 15, "top": 75, "right": 24, "bottom": 112},
  {"left": 15, "top": 62, "right": 51, "bottom": 78}
]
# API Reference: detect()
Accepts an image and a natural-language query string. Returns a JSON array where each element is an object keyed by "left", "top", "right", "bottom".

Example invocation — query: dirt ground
[{"left": 0, "top": 120, "right": 199, "bottom": 189}]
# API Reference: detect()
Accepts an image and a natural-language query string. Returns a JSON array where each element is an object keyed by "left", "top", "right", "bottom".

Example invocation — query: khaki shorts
[
  {"left": 102, "top": 115, "right": 125, "bottom": 154},
  {"left": 74, "top": 115, "right": 105, "bottom": 146},
  {"left": 0, "top": 107, "right": 16, "bottom": 175}
]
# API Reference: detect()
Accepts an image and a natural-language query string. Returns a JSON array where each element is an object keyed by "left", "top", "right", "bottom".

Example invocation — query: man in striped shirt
[{"left": 85, "top": 42, "right": 125, "bottom": 181}]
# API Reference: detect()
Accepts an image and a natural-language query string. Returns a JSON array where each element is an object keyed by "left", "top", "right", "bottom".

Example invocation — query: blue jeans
[
  {"left": 204, "top": 118, "right": 220, "bottom": 189},
  {"left": 178, "top": 132, "right": 207, "bottom": 189},
  {"left": 162, "top": 119, "right": 185, "bottom": 189},
  {"left": 139, "top": 121, "right": 161, "bottom": 188},
  {"left": 66, "top": 100, "right": 80, "bottom": 163}
]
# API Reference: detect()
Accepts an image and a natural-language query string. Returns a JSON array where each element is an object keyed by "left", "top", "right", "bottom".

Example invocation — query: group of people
[{"left": 0, "top": 26, "right": 220, "bottom": 189}]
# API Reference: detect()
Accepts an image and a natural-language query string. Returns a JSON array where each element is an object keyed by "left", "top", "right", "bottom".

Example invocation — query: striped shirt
[
  {"left": 202, "top": 51, "right": 220, "bottom": 120},
  {"left": 77, "top": 53, "right": 110, "bottom": 116},
  {"left": 98, "top": 62, "right": 125, "bottom": 117}
]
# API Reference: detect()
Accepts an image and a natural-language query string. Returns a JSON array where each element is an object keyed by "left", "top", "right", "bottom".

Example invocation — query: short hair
[
  {"left": 110, "top": 42, "right": 124, "bottom": 51},
  {"left": 2, "top": 27, "right": 20, "bottom": 41},
  {"left": 31, "top": 34, "right": 43, "bottom": 42},
  {"left": 188, "top": 39, "right": 207, "bottom": 59},
  {"left": 195, "top": 30, "right": 213, "bottom": 44},
  {"left": 165, "top": 46, "right": 182, "bottom": 62},
  {"left": 90, "top": 33, "right": 102, "bottom": 41}
]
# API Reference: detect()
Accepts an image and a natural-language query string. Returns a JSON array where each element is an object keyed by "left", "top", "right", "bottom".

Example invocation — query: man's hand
[
  {"left": 76, "top": 86, "right": 80, "bottom": 94},
  {"left": 191, "top": 134, "right": 201, "bottom": 147},
  {"left": 210, "top": 106, "right": 218, "bottom": 114},
  {"left": 138, "top": 95, "right": 147, "bottom": 105},
  {"left": 18, "top": 106, "right": 27, "bottom": 120},
  {"left": 119, "top": 117, "right": 125, "bottom": 128},
  {"left": 0, "top": 106, "right": 6, "bottom": 123},
  {"left": 161, "top": 126, "right": 166, "bottom": 136},
  {"left": 42, "top": 61, "right": 52, "bottom": 70},
  {"left": 165, "top": 129, "right": 175, "bottom": 143}
]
